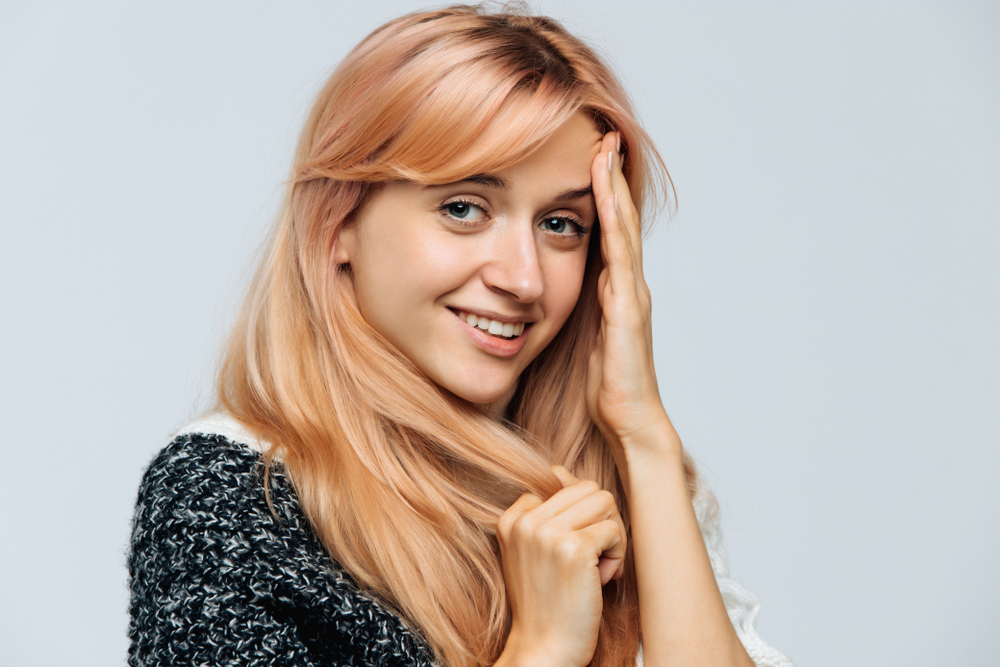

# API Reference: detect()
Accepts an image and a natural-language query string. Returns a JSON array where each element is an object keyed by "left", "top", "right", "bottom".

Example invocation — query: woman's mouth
[{"left": 453, "top": 310, "right": 526, "bottom": 339}]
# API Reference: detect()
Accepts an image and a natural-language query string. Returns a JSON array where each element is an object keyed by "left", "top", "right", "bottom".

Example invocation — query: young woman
[{"left": 128, "top": 5, "right": 792, "bottom": 667}]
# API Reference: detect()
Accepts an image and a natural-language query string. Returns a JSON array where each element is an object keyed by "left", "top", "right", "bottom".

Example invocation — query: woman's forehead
[{"left": 412, "top": 111, "right": 602, "bottom": 186}]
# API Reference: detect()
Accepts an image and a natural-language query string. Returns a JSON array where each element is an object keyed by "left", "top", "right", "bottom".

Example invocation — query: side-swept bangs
[{"left": 298, "top": 11, "right": 594, "bottom": 185}]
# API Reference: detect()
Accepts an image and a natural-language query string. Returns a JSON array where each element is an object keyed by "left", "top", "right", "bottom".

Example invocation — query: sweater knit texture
[{"left": 128, "top": 417, "right": 793, "bottom": 666}]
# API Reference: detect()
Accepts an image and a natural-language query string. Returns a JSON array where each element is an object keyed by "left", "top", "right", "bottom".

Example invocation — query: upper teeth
[{"left": 458, "top": 311, "right": 525, "bottom": 338}]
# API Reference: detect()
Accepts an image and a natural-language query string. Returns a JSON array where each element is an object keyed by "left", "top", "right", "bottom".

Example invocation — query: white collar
[{"left": 175, "top": 412, "right": 267, "bottom": 454}]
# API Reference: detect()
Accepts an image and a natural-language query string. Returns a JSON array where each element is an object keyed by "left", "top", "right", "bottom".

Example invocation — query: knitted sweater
[{"left": 128, "top": 415, "right": 793, "bottom": 667}]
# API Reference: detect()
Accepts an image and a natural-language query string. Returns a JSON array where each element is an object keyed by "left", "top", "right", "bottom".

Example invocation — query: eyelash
[
  {"left": 438, "top": 198, "right": 487, "bottom": 225},
  {"left": 543, "top": 216, "right": 590, "bottom": 238},
  {"left": 438, "top": 198, "right": 589, "bottom": 238}
]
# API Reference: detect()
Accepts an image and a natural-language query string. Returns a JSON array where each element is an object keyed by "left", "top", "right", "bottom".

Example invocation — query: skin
[
  {"left": 337, "top": 113, "right": 602, "bottom": 408},
  {"left": 340, "top": 115, "right": 754, "bottom": 667},
  {"left": 582, "top": 134, "right": 756, "bottom": 667},
  {"left": 496, "top": 133, "right": 756, "bottom": 667}
]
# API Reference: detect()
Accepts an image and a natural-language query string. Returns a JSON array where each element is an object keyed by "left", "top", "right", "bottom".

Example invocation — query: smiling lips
[{"left": 455, "top": 310, "right": 527, "bottom": 339}]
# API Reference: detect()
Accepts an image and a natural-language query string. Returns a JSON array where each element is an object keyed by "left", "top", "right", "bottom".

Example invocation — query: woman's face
[{"left": 337, "top": 113, "right": 603, "bottom": 406}]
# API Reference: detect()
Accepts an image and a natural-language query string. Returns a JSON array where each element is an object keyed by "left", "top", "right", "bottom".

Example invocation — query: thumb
[{"left": 550, "top": 465, "right": 580, "bottom": 489}]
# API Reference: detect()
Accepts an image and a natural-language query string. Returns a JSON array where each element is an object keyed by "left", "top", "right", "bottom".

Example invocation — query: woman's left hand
[
  {"left": 586, "top": 135, "right": 757, "bottom": 667},
  {"left": 586, "top": 132, "right": 676, "bottom": 457}
]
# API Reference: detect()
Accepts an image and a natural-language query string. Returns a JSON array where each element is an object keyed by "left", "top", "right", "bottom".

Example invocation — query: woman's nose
[{"left": 481, "top": 222, "right": 544, "bottom": 303}]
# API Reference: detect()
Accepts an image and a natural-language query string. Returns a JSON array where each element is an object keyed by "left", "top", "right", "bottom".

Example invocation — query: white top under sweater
[{"left": 177, "top": 414, "right": 793, "bottom": 667}]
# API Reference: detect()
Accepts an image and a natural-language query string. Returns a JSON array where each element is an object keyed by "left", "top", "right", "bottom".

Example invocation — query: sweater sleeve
[
  {"left": 127, "top": 438, "right": 321, "bottom": 667},
  {"left": 692, "top": 488, "right": 794, "bottom": 667}
]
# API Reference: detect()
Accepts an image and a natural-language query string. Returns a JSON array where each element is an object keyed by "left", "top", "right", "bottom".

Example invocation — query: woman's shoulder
[
  {"left": 129, "top": 414, "right": 435, "bottom": 667},
  {"left": 132, "top": 412, "right": 349, "bottom": 591},
  {"left": 135, "top": 416, "right": 298, "bottom": 537},
  {"left": 131, "top": 415, "right": 333, "bottom": 595}
]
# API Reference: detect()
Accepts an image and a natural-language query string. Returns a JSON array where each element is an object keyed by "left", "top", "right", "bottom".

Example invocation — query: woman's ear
[{"left": 334, "top": 220, "right": 356, "bottom": 266}]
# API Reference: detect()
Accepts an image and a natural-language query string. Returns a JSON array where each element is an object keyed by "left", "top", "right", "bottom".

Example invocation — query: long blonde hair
[{"left": 218, "top": 5, "right": 695, "bottom": 666}]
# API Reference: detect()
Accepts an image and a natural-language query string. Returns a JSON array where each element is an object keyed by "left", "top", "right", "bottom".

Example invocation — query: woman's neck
[{"left": 476, "top": 383, "right": 518, "bottom": 421}]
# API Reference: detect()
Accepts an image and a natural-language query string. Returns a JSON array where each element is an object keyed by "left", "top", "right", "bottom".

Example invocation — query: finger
[
  {"left": 551, "top": 478, "right": 628, "bottom": 584},
  {"left": 510, "top": 476, "right": 604, "bottom": 530},
  {"left": 579, "top": 519, "right": 626, "bottom": 585},
  {"left": 536, "top": 478, "right": 605, "bottom": 520},
  {"left": 591, "top": 132, "right": 618, "bottom": 204},
  {"left": 550, "top": 465, "right": 579, "bottom": 488},
  {"left": 592, "top": 133, "right": 640, "bottom": 268},
  {"left": 590, "top": 133, "right": 619, "bottom": 244},
  {"left": 598, "top": 191, "right": 635, "bottom": 290},
  {"left": 547, "top": 488, "right": 621, "bottom": 533},
  {"left": 598, "top": 554, "right": 624, "bottom": 586},
  {"left": 598, "top": 190, "right": 655, "bottom": 344},
  {"left": 608, "top": 147, "right": 643, "bottom": 267},
  {"left": 591, "top": 136, "right": 638, "bottom": 291},
  {"left": 508, "top": 492, "right": 544, "bottom": 513},
  {"left": 592, "top": 130, "right": 643, "bottom": 259},
  {"left": 613, "top": 191, "right": 636, "bottom": 261},
  {"left": 497, "top": 492, "right": 544, "bottom": 536},
  {"left": 595, "top": 266, "right": 609, "bottom": 310}
]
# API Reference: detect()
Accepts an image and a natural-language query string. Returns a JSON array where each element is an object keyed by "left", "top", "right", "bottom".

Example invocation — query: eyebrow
[
  {"left": 553, "top": 185, "right": 594, "bottom": 201},
  {"left": 427, "top": 174, "right": 593, "bottom": 202},
  {"left": 428, "top": 173, "right": 511, "bottom": 190}
]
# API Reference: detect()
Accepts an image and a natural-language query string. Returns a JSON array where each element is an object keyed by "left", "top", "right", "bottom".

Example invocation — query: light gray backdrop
[{"left": 1, "top": 1, "right": 997, "bottom": 665}]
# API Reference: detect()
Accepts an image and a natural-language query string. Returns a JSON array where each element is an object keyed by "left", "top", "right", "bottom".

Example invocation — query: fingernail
[
  {"left": 608, "top": 150, "right": 613, "bottom": 172},
  {"left": 616, "top": 132, "right": 621, "bottom": 153},
  {"left": 614, "top": 193, "right": 618, "bottom": 210}
]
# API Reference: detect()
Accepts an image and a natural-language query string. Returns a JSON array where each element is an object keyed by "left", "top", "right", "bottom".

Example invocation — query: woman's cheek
[{"left": 546, "top": 253, "right": 589, "bottom": 322}]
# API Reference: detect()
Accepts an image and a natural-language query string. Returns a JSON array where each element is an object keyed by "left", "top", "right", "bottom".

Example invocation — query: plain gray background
[{"left": 1, "top": 1, "right": 998, "bottom": 665}]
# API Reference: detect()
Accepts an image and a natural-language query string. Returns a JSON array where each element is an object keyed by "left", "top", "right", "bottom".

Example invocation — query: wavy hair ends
[{"left": 218, "top": 4, "right": 691, "bottom": 666}]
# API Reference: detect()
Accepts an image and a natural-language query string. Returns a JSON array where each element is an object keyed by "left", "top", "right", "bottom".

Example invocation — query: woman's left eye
[
  {"left": 539, "top": 217, "right": 581, "bottom": 236},
  {"left": 441, "top": 201, "right": 487, "bottom": 221}
]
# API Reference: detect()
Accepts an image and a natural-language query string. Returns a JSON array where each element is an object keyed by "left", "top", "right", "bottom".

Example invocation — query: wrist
[
  {"left": 497, "top": 626, "right": 586, "bottom": 667},
  {"left": 617, "top": 410, "right": 682, "bottom": 461}
]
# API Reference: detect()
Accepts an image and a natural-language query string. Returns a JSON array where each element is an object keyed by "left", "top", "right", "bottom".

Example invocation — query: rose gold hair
[{"left": 218, "top": 4, "right": 696, "bottom": 666}]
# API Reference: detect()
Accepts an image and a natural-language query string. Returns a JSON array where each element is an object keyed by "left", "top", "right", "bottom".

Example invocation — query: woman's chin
[{"left": 448, "top": 382, "right": 519, "bottom": 419}]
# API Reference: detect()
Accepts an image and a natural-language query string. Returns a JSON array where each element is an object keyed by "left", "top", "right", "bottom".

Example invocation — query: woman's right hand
[{"left": 495, "top": 466, "right": 627, "bottom": 667}]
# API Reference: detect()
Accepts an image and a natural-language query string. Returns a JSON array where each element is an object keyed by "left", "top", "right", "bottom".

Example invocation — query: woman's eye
[
  {"left": 442, "top": 201, "right": 486, "bottom": 221},
  {"left": 539, "top": 217, "right": 578, "bottom": 235}
]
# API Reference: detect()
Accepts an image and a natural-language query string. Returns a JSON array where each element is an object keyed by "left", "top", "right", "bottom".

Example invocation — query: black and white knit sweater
[
  {"left": 128, "top": 415, "right": 793, "bottom": 667},
  {"left": 128, "top": 428, "right": 435, "bottom": 666}
]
